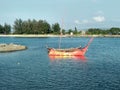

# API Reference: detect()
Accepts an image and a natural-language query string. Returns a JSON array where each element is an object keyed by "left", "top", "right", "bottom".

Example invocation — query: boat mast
[
  {"left": 59, "top": 19, "right": 63, "bottom": 49},
  {"left": 59, "top": 29, "right": 62, "bottom": 49}
]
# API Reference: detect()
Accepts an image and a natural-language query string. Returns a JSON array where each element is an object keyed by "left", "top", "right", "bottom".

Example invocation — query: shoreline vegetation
[
  {"left": 1, "top": 19, "right": 120, "bottom": 36},
  {"left": 0, "top": 34, "right": 120, "bottom": 38}
]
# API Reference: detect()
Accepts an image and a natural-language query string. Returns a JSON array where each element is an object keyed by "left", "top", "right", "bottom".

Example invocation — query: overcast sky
[{"left": 0, "top": 0, "right": 120, "bottom": 30}]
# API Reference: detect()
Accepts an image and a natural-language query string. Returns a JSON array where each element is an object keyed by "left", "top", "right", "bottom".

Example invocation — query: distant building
[
  {"left": 70, "top": 32, "right": 73, "bottom": 36},
  {"left": 81, "top": 30, "right": 86, "bottom": 35}
]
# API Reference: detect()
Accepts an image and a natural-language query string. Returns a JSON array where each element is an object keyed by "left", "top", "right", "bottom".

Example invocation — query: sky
[{"left": 0, "top": 0, "right": 120, "bottom": 30}]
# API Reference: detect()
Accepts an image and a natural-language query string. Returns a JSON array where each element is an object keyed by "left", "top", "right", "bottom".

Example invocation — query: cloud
[
  {"left": 93, "top": 16, "right": 105, "bottom": 22},
  {"left": 74, "top": 20, "right": 89, "bottom": 24},
  {"left": 82, "top": 20, "right": 89, "bottom": 24},
  {"left": 74, "top": 20, "right": 80, "bottom": 24},
  {"left": 74, "top": 15, "right": 105, "bottom": 25}
]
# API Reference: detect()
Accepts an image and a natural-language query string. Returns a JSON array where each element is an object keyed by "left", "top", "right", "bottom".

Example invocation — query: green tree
[
  {"left": 52, "top": 23, "right": 60, "bottom": 34},
  {"left": 0, "top": 24, "right": 4, "bottom": 34},
  {"left": 13, "top": 19, "right": 51, "bottom": 34},
  {"left": 86, "top": 28, "right": 104, "bottom": 35},
  {"left": 37, "top": 20, "right": 51, "bottom": 34},
  {"left": 109, "top": 27, "right": 120, "bottom": 35},
  {"left": 73, "top": 27, "right": 78, "bottom": 35},
  {"left": 4, "top": 23, "right": 11, "bottom": 34},
  {"left": 67, "top": 29, "right": 73, "bottom": 34},
  {"left": 62, "top": 29, "right": 66, "bottom": 35},
  {"left": 13, "top": 19, "right": 23, "bottom": 34},
  {"left": 0, "top": 24, "right": 11, "bottom": 34}
]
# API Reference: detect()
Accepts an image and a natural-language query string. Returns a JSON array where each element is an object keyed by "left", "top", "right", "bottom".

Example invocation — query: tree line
[
  {"left": 13, "top": 19, "right": 59, "bottom": 34},
  {"left": 86, "top": 28, "right": 120, "bottom": 35},
  {"left": 0, "top": 23, "right": 11, "bottom": 34},
  {"left": 0, "top": 18, "right": 120, "bottom": 35}
]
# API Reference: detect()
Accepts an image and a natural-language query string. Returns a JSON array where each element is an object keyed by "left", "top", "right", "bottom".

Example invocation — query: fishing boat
[
  {"left": 47, "top": 19, "right": 93, "bottom": 56},
  {"left": 47, "top": 37, "right": 93, "bottom": 56}
]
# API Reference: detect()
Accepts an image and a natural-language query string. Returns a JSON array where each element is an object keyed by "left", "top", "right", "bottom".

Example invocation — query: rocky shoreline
[{"left": 0, "top": 43, "right": 27, "bottom": 52}]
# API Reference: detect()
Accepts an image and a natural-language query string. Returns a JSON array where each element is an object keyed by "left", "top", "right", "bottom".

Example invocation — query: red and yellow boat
[
  {"left": 47, "top": 37, "right": 93, "bottom": 56},
  {"left": 49, "top": 55, "right": 87, "bottom": 61}
]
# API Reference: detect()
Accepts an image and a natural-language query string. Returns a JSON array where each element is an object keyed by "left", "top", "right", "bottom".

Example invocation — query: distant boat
[{"left": 47, "top": 37, "right": 93, "bottom": 56}]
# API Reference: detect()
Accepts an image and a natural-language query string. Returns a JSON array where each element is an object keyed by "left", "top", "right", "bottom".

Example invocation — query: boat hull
[
  {"left": 48, "top": 46, "right": 88, "bottom": 56},
  {"left": 49, "top": 55, "right": 87, "bottom": 61}
]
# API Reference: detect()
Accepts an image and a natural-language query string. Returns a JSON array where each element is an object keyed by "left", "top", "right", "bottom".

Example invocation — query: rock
[{"left": 0, "top": 43, "right": 27, "bottom": 52}]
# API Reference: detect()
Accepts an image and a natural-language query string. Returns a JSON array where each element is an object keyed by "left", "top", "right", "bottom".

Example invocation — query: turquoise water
[{"left": 0, "top": 37, "right": 120, "bottom": 90}]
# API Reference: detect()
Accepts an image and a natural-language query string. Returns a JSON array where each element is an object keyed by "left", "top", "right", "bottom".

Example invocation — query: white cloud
[
  {"left": 74, "top": 20, "right": 89, "bottom": 24},
  {"left": 82, "top": 20, "right": 89, "bottom": 24},
  {"left": 74, "top": 15, "right": 105, "bottom": 25},
  {"left": 93, "top": 16, "right": 105, "bottom": 22},
  {"left": 74, "top": 20, "right": 80, "bottom": 24}
]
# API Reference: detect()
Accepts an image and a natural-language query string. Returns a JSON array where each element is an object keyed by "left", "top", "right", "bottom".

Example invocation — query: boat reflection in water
[{"left": 49, "top": 55, "right": 87, "bottom": 62}]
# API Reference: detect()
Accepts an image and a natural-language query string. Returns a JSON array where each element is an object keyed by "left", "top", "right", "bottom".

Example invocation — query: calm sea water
[{"left": 0, "top": 37, "right": 120, "bottom": 90}]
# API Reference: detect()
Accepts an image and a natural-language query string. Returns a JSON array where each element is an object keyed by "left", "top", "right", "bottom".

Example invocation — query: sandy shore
[
  {"left": 0, "top": 34, "right": 120, "bottom": 38},
  {"left": 0, "top": 34, "right": 59, "bottom": 38}
]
